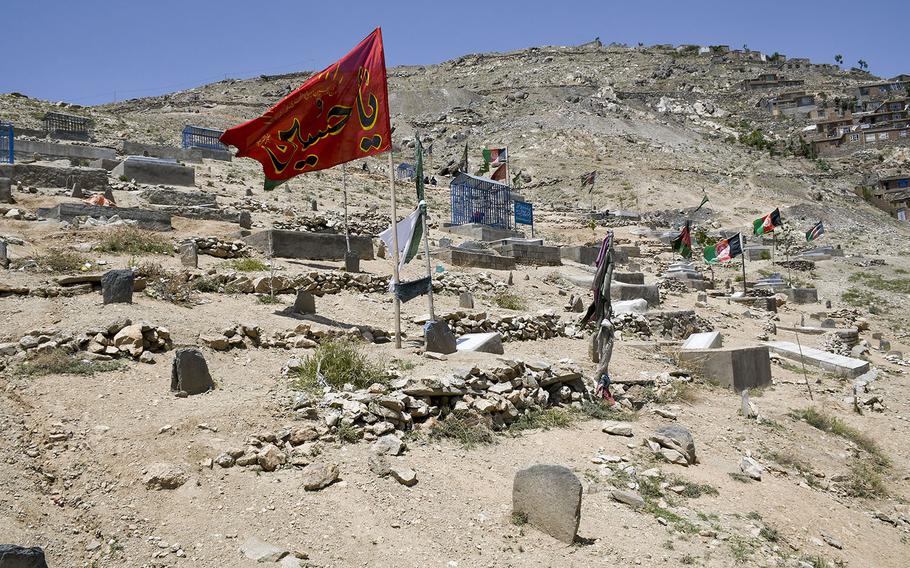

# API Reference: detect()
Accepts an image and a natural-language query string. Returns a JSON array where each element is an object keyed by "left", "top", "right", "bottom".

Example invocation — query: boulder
[
  {"left": 300, "top": 462, "right": 339, "bottom": 491},
  {"left": 459, "top": 292, "right": 474, "bottom": 309},
  {"left": 390, "top": 465, "right": 418, "bottom": 487},
  {"left": 740, "top": 456, "right": 763, "bottom": 481},
  {"left": 0, "top": 545, "right": 49, "bottom": 568},
  {"left": 648, "top": 425, "right": 696, "bottom": 466},
  {"left": 610, "top": 489, "right": 645, "bottom": 509},
  {"left": 293, "top": 290, "right": 316, "bottom": 314},
  {"left": 425, "top": 319, "right": 457, "bottom": 355},
  {"left": 101, "top": 269, "right": 134, "bottom": 304},
  {"left": 512, "top": 464, "right": 581, "bottom": 544},
  {"left": 602, "top": 421, "right": 634, "bottom": 437},
  {"left": 143, "top": 462, "right": 188, "bottom": 490},
  {"left": 239, "top": 537, "right": 289, "bottom": 563},
  {"left": 170, "top": 348, "right": 214, "bottom": 395},
  {"left": 258, "top": 443, "right": 286, "bottom": 472}
]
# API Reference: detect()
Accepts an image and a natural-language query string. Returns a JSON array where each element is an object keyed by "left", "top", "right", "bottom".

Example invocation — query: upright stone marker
[
  {"left": 0, "top": 177, "right": 12, "bottom": 204},
  {"left": 344, "top": 251, "right": 360, "bottom": 273},
  {"left": 294, "top": 289, "right": 316, "bottom": 314},
  {"left": 0, "top": 239, "right": 8, "bottom": 269},
  {"left": 0, "top": 544, "right": 49, "bottom": 568},
  {"left": 101, "top": 269, "right": 134, "bottom": 304},
  {"left": 425, "top": 320, "right": 457, "bottom": 355},
  {"left": 513, "top": 464, "right": 581, "bottom": 544},
  {"left": 180, "top": 240, "right": 198, "bottom": 268},
  {"left": 459, "top": 291, "right": 474, "bottom": 309},
  {"left": 238, "top": 211, "right": 252, "bottom": 229},
  {"left": 171, "top": 348, "right": 214, "bottom": 395},
  {"left": 70, "top": 182, "right": 83, "bottom": 198},
  {"left": 310, "top": 199, "right": 318, "bottom": 211}
]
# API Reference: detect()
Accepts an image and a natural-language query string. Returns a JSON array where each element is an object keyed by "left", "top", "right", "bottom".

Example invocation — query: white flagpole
[
  {"left": 418, "top": 139, "right": 436, "bottom": 322},
  {"left": 389, "top": 149, "right": 402, "bottom": 348},
  {"left": 342, "top": 162, "right": 350, "bottom": 252}
]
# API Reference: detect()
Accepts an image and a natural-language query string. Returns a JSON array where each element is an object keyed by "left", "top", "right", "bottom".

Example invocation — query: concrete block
[
  {"left": 781, "top": 287, "right": 818, "bottom": 304},
  {"left": 90, "top": 158, "right": 121, "bottom": 171},
  {"left": 613, "top": 272, "right": 645, "bottom": 285},
  {"left": 112, "top": 156, "right": 195, "bottom": 187},
  {"left": 678, "top": 346, "right": 772, "bottom": 391},
  {"left": 611, "top": 282, "right": 660, "bottom": 306},
  {"left": 765, "top": 341, "right": 869, "bottom": 377},
  {"left": 560, "top": 245, "right": 600, "bottom": 266},
  {"left": 456, "top": 332, "right": 504, "bottom": 355},
  {"left": 122, "top": 140, "right": 232, "bottom": 163},
  {"left": 0, "top": 163, "right": 108, "bottom": 192},
  {"left": 513, "top": 464, "right": 581, "bottom": 544},
  {"left": 244, "top": 229, "right": 374, "bottom": 261},
  {"left": 612, "top": 299, "right": 649, "bottom": 314},
  {"left": 437, "top": 248, "right": 515, "bottom": 271},
  {"left": 140, "top": 188, "right": 216, "bottom": 207},
  {"left": 492, "top": 242, "right": 561, "bottom": 266},
  {"left": 13, "top": 138, "right": 116, "bottom": 161},
  {"left": 0, "top": 177, "right": 11, "bottom": 204},
  {"left": 425, "top": 320, "right": 457, "bottom": 355},
  {"left": 682, "top": 331, "right": 722, "bottom": 350},
  {"left": 37, "top": 202, "right": 173, "bottom": 231},
  {"left": 440, "top": 222, "right": 524, "bottom": 242}
]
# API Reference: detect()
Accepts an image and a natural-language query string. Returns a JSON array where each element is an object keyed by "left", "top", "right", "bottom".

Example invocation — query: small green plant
[
  {"left": 118, "top": 174, "right": 129, "bottom": 182},
  {"left": 841, "top": 287, "right": 885, "bottom": 308},
  {"left": 225, "top": 258, "right": 269, "bottom": 272},
  {"left": 392, "top": 358, "right": 416, "bottom": 371},
  {"left": 680, "top": 554, "right": 697, "bottom": 565},
  {"left": 845, "top": 459, "right": 888, "bottom": 498},
  {"left": 788, "top": 407, "right": 890, "bottom": 469},
  {"left": 492, "top": 291, "right": 526, "bottom": 311},
  {"left": 644, "top": 503, "right": 699, "bottom": 534},
  {"left": 759, "top": 526, "right": 780, "bottom": 542},
  {"left": 15, "top": 349, "right": 122, "bottom": 377},
  {"left": 728, "top": 535, "right": 754, "bottom": 564},
  {"left": 34, "top": 247, "right": 87, "bottom": 273},
  {"left": 256, "top": 294, "right": 282, "bottom": 304},
  {"left": 336, "top": 422, "right": 362, "bottom": 444},
  {"left": 134, "top": 262, "right": 195, "bottom": 305},
  {"left": 728, "top": 472, "right": 756, "bottom": 483},
  {"left": 849, "top": 272, "right": 910, "bottom": 295},
  {"left": 510, "top": 511, "right": 528, "bottom": 526},
  {"left": 95, "top": 226, "right": 172, "bottom": 255},
  {"left": 759, "top": 250, "right": 771, "bottom": 261},
  {"left": 192, "top": 277, "right": 220, "bottom": 293},
  {"left": 577, "top": 400, "right": 638, "bottom": 421},
  {"left": 295, "top": 340, "right": 387, "bottom": 392},
  {"left": 509, "top": 408, "right": 576, "bottom": 432},
  {"left": 428, "top": 415, "right": 495, "bottom": 449}
]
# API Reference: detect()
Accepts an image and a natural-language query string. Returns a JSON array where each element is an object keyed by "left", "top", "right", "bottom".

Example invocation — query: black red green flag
[
  {"left": 806, "top": 220, "right": 824, "bottom": 242},
  {"left": 704, "top": 233, "right": 743, "bottom": 264},
  {"left": 671, "top": 221, "right": 692, "bottom": 259},
  {"left": 753, "top": 208, "right": 783, "bottom": 235},
  {"left": 220, "top": 28, "right": 391, "bottom": 190}
]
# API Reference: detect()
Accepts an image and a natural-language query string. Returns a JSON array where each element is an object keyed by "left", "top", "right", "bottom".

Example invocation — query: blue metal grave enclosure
[
  {"left": 44, "top": 112, "right": 90, "bottom": 139},
  {"left": 181, "top": 125, "right": 227, "bottom": 151},
  {"left": 0, "top": 122, "right": 12, "bottom": 164},
  {"left": 449, "top": 172, "right": 513, "bottom": 230},
  {"left": 396, "top": 162, "right": 416, "bottom": 180}
]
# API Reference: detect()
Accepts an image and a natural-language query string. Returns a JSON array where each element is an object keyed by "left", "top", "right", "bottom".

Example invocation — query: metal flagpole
[
  {"left": 342, "top": 162, "right": 350, "bottom": 252},
  {"left": 740, "top": 236, "right": 747, "bottom": 294},
  {"left": 421, "top": 206, "right": 435, "bottom": 321},
  {"left": 389, "top": 150, "right": 402, "bottom": 349}
]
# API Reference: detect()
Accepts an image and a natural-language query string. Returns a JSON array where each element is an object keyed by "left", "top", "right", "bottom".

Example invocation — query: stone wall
[
  {"left": 437, "top": 248, "right": 516, "bottom": 271},
  {"left": 244, "top": 230, "right": 374, "bottom": 261},
  {"left": 439, "top": 310, "right": 566, "bottom": 341},
  {"left": 122, "top": 140, "right": 232, "bottom": 163},
  {"left": 0, "top": 163, "right": 108, "bottom": 191},
  {"left": 492, "top": 242, "right": 562, "bottom": 266},
  {"left": 13, "top": 138, "right": 116, "bottom": 161}
]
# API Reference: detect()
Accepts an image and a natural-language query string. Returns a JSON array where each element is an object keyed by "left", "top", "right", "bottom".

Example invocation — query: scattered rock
[
  {"left": 143, "top": 463, "right": 188, "bottom": 490},
  {"left": 602, "top": 421, "right": 634, "bottom": 437},
  {"left": 512, "top": 464, "right": 581, "bottom": 544},
  {"left": 239, "top": 537, "right": 289, "bottom": 563},
  {"left": 170, "top": 348, "right": 214, "bottom": 395},
  {"left": 740, "top": 456, "right": 763, "bottom": 481},
  {"left": 610, "top": 489, "right": 645, "bottom": 509},
  {"left": 300, "top": 462, "right": 339, "bottom": 491},
  {"left": 390, "top": 465, "right": 418, "bottom": 487}
]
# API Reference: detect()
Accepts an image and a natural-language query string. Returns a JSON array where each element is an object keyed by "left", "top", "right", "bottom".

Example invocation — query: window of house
[
  {"left": 901, "top": 130, "right": 909, "bottom": 137},
  {"left": 865, "top": 134, "right": 876, "bottom": 142},
  {"left": 879, "top": 132, "right": 889, "bottom": 140},
  {"left": 860, "top": 87, "right": 869, "bottom": 96},
  {"left": 891, "top": 103, "right": 902, "bottom": 110},
  {"left": 898, "top": 179, "right": 909, "bottom": 188},
  {"left": 895, "top": 114, "right": 903, "bottom": 121},
  {"left": 851, "top": 134, "right": 860, "bottom": 141}
]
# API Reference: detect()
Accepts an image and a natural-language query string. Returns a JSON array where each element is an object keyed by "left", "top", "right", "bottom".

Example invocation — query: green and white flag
[
  {"left": 379, "top": 205, "right": 424, "bottom": 271},
  {"left": 694, "top": 194, "right": 709, "bottom": 213}
]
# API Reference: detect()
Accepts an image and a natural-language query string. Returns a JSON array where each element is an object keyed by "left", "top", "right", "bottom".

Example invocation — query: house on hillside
[
  {"left": 855, "top": 80, "right": 910, "bottom": 102},
  {"left": 759, "top": 91, "right": 816, "bottom": 117},
  {"left": 741, "top": 73, "right": 804, "bottom": 91},
  {"left": 777, "top": 58, "right": 810, "bottom": 71},
  {"left": 810, "top": 98, "right": 910, "bottom": 155},
  {"left": 865, "top": 174, "right": 910, "bottom": 221}
]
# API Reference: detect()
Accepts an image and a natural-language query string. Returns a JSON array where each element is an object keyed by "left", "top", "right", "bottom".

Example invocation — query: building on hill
[
  {"left": 858, "top": 174, "right": 910, "bottom": 221},
  {"left": 759, "top": 91, "right": 816, "bottom": 117},
  {"left": 741, "top": 73, "right": 804, "bottom": 91},
  {"left": 776, "top": 58, "right": 810, "bottom": 71},
  {"left": 810, "top": 98, "right": 910, "bottom": 155},
  {"left": 855, "top": 80, "right": 910, "bottom": 102}
]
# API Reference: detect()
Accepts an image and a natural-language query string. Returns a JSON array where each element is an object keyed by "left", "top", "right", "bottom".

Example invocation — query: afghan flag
[
  {"left": 491, "top": 163, "right": 508, "bottom": 182},
  {"left": 671, "top": 221, "right": 692, "bottom": 259},
  {"left": 704, "top": 233, "right": 743, "bottom": 264},
  {"left": 752, "top": 208, "right": 783, "bottom": 235},
  {"left": 581, "top": 171, "right": 596, "bottom": 189},
  {"left": 482, "top": 147, "right": 508, "bottom": 165},
  {"left": 693, "top": 194, "right": 709, "bottom": 213},
  {"left": 379, "top": 205, "right": 423, "bottom": 271},
  {"left": 806, "top": 220, "right": 825, "bottom": 242},
  {"left": 220, "top": 28, "right": 391, "bottom": 190}
]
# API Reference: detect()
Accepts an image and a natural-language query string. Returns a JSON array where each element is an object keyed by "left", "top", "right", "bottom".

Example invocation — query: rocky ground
[{"left": 2, "top": 41, "right": 910, "bottom": 567}]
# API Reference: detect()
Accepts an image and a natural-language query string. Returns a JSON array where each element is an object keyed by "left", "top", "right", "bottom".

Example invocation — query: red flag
[
  {"left": 491, "top": 163, "right": 508, "bottom": 181},
  {"left": 220, "top": 28, "right": 391, "bottom": 187}
]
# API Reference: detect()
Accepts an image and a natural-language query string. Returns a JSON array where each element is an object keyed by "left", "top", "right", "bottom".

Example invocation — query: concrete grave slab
[
  {"left": 437, "top": 248, "right": 516, "bottom": 271},
  {"left": 678, "top": 346, "right": 772, "bottom": 391},
  {"left": 764, "top": 341, "right": 869, "bottom": 377},
  {"left": 682, "top": 331, "right": 722, "bottom": 350},
  {"left": 611, "top": 282, "right": 660, "bottom": 306},
  {"left": 456, "top": 332, "right": 505, "bottom": 355},
  {"left": 113, "top": 156, "right": 195, "bottom": 186},
  {"left": 612, "top": 299, "right": 649, "bottom": 314},
  {"left": 38, "top": 202, "right": 173, "bottom": 231},
  {"left": 244, "top": 229, "right": 374, "bottom": 261},
  {"left": 781, "top": 287, "right": 818, "bottom": 304}
]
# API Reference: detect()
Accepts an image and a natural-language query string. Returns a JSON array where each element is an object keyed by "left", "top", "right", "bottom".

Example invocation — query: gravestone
[
  {"left": 456, "top": 332, "right": 504, "bottom": 355},
  {"left": 70, "top": 182, "right": 83, "bottom": 198},
  {"left": 425, "top": 320, "right": 457, "bottom": 355},
  {"left": 101, "top": 269, "right": 134, "bottom": 304},
  {"left": 0, "top": 177, "right": 12, "bottom": 204},
  {"left": 507, "top": 272, "right": 513, "bottom": 285},
  {"left": 180, "top": 240, "right": 198, "bottom": 268},
  {"left": 238, "top": 211, "right": 252, "bottom": 229},
  {"left": 513, "top": 464, "right": 581, "bottom": 544},
  {"left": 245, "top": 187, "right": 253, "bottom": 197},
  {"left": 0, "top": 544, "right": 49, "bottom": 568},
  {"left": 344, "top": 251, "right": 360, "bottom": 273},
  {"left": 682, "top": 331, "right": 722, "bottom": 350},
  {"left": 311, "top": 199, "right": 317, "bottom": 211},
  {"left": 879, "top": 339, "right": 891, "bottom": 351},
  {"left": 459, "top": 292, "right": 474, "bottom": 309},
  {"left": 103, "top": 186, "right": 115, "bottom": 203},
  {"left": 0, "top": 239, "right": 8, "bottom": 269},
  {"left": 170, "top": 348, "right": 214, "bottom": 395},
  {"left": 294, "top": 290, "right": 316, "bottom": 314}
]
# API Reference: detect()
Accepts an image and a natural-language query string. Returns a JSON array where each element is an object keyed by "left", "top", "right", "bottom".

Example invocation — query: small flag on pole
[
  {"left": 491, "top": 163, "right": 508, "bottom": 181},
  {"left": 482, "top": 147, "right": 508, "bottom": 165},
  {"left": 752, "top": 208, "right": 783, "bottom": 235},
  {"left": 805, "top": 220, "right": 825, "bottom": 242},
  {"left": 704, "top": 233, "right": 743, "bottom": 264},
  {"left": 379, "top": 205, "right": 424, "bottom": 271},
  {"left": 693, "top": 194, "right": 709, "bottom": 213},
  {"left": 671, "top": 221, "right": 693, "bottom": 259},
  {"left": 581, "top": 170, "right": 597, "bottom": 189}
]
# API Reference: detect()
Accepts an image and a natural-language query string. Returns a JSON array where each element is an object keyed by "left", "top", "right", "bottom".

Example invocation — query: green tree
[
  {"left": 858, "top": 59, "right": 868, "bottom": 70},
  {"left": 834, "top": 54, "right": 843, "bottom": 65}
]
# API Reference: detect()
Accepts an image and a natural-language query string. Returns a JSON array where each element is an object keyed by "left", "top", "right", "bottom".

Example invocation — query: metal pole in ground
[
  {"left": 342, "top": 162, "right": 350, "bottom": 253},
  {"left": 388, "top": 150, "right": 402, "bottom": 348}
]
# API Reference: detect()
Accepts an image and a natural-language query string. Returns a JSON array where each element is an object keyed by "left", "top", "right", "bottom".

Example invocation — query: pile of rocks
[
  {"left": 219, "top": 270, "right": 389, "bottom": 296},
  {"left": 657, "top": 277, "right": 690, "bottom": 294},
  {"left": 299, "top": 357, "right": 588, "bottom": 438},
  {"left": 82, "top": 319, "right": 172, "bottom": 361},
  {"left": 201, "top": 322, "right": 391, "bottom": 351},
  {"left": 274, "top": 210, "right": 390, "bottom": 236},
  {"left": 432, "top": 271, "right": 508, "bottom": 295},
  {"left": 1, "top": 319, "right": 172, "bottom": 363},
  {"left": 437, "top": 310, "right": 566, "bottom": 341},
  {"left": 182, "top": 237, "right": 249, "bottom": 259},
  {"left": 614, "top": 310, "right": 712, "bottom": 340}
]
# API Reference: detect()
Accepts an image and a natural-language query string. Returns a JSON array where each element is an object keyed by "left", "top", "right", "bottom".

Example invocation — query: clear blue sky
[{"left": 2, "top": 0, "right": 907, "bottom": 106}]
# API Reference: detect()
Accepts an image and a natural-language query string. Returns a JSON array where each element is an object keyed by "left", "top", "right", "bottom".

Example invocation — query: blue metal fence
[
  {"left": 0, "top": 122, "right": 12, "bottom": 164},
  {"left": 450, "top": 172, "right": 513, "bottom": 230},
  {"left": 182, "top": 125, "right": 227, "bottom": 151}
]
